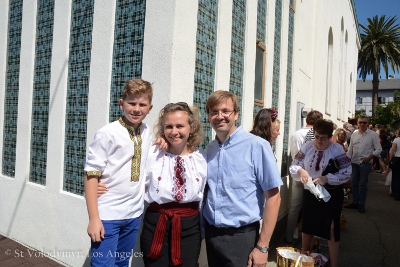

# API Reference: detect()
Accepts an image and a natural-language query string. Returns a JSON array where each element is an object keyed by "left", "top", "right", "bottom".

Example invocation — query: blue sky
[{"left": 353, "top": 0, "right": 400, "bottom": 80}]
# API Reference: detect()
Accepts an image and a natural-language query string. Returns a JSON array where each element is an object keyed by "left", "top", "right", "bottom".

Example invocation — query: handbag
[
  {"left": 321, "top": 159, "right": 340, "bottom": 176},
  {"left": 389, "top": 157, "right": 400, "bottom": 169},
  {"left": 276, "top": 247, "right": 314, "bottom": 267},
  {"left": 321, "top": 159, "right": 340, "bottom": 190},
  {"left": 385, "top": 170, "right": 392, "bottom": 186}
]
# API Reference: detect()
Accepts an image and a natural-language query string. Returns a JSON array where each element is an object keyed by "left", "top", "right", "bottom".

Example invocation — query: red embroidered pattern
[{"left": 172, "top": 156, "right": 186, "bottom": 202}]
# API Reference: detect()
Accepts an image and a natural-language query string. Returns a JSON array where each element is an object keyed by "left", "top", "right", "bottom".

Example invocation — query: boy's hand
[
  {"left": 98, "top": 182, "right": 108, "bottom": 197},
  {"left": 87, "top": 218, "right": 104, "bottom": 242},
  {"left": 153, "top": 137, "right": 169, "bottom": 151}
]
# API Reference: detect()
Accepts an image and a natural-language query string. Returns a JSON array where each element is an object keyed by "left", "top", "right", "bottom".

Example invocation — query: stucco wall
[{"left": 0, "top": 0, "right": 359, "bottom": 266}]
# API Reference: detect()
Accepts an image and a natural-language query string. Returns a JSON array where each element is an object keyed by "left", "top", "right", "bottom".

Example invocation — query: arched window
[{"left": 325, "top": 28, "right": 333, "bottom": 115}]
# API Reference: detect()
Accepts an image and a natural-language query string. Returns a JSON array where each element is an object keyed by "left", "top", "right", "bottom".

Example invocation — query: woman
[
  {"left": 289, "top": 119, "right": 352, "bottom": 267},
  {"left": 379, "top": 128, "right": 391, "bottom": 175},
  {"left": 332, "top": 128, "right": 348, "bottom": 152},
  {"left": 250, "top": 108, "right": 280, "bottom": 145},
  {"left": 140, "top": 102, "right": 207, "bottom": 267},
  {"left": 388, "top": 129, "right": 400, "bottom": 200}
]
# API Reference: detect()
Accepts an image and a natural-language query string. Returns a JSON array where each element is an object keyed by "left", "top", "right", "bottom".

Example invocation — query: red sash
[{"left": 147, "top": 201, "right": 199, "bottom": 266}]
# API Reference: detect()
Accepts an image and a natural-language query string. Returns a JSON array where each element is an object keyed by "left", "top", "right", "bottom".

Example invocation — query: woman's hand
[
  {"left": 98, "top": 182, "right": 108, "bottom": 197},
  {"left": 298, "top": 168, "right": 310, "bottom": 183},
  {"left": 313, "top": 175, "right": 328, "bottom": 185}
]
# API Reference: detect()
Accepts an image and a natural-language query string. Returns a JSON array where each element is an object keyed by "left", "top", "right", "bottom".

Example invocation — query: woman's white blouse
[
  {"left": 144, "top": 146, "right": 207, "bottom": 204},
  {"left": 289, "top": 141, "right": 352, "bottom": 185}
]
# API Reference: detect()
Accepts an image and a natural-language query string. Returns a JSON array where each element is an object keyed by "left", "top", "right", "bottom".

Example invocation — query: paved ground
[
  {"left": 0, "top": 234, "right": 64, "bottom": 266},
  {"left": 1, "top": 170, "right": 399, "bottom": 266},
  {"left": 267, "top": 170, "right": 400, "bottom": 267}
]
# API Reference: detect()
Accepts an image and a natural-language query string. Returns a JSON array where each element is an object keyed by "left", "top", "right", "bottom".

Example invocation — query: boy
[{"left": 84, "top": 79, "right": 153, "bottom": 266}]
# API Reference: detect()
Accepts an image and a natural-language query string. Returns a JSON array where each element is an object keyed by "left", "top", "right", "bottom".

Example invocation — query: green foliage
[
  {"left": 358, "top": 15, "right": 400, "bottom": 80},
  {"left": 370, "top": 93, "right": 400, "bottom": 130},
  {"left": 357, "top": 15, "right": 400, "bottom": 116}
]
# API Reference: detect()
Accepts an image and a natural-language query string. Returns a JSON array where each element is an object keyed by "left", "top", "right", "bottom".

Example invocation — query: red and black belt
[{"left": 147, "top": 201, "right": 199, "bottom": 266}]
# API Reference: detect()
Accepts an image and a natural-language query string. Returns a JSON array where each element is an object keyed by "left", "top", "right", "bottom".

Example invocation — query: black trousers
[
  {"left": 205, "top": 221, "right": 260, "bottom": 267},
  {"left": 140, "top": 208, "right": 201, "bottom": 267}
]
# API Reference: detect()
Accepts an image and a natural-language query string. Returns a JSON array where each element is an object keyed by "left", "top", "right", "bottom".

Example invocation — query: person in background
[
  {"left": 343, "top": 122, "right": 354, "bottom": 146},
  {"left": 141, "top": 102, "right": 207, "bottom": 267},
  {"left": 378, "top": 128, "right": 391, "bottom": 175},
  {"left": 345, "top": 116, "right": 382, "bottom": 213},
  {"left": 203, "top": 90, "right": 282, "bottom": 267},
  {"left": 285, "top": 110, "right": 323, "bottom": 244},
  {"left": 250, "top": 108, "right": 280, "bottom": 146},
  {"left": 388, "top": 129, "right": 400, "bottom": 201},
  {"left": 332, "top": 128, "right": 348, "bottom": 152},
  {"left": 84, "top": 79, "right": 154, "bottom": 267},
  {"left": 289, "top": 119, "right": 352, "bottom": 267}
]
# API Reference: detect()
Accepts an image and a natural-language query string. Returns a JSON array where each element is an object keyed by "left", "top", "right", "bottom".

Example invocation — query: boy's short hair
[
  {"left": 206, "top": 90, "right": 239, "bottom": 114},
  {"left": 305, "top": 110, "right": 323, "bottom": 125},
  {"left": 122, "top": 79, "right": 153, "bottom": 103}
]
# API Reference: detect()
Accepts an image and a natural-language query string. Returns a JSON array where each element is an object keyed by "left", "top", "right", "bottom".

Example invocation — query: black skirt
[
  {"left": 140, "top": 208, "right": 201, "bottom": 267},
  {"left": 302, "top": 184, "right": 344, "bottom": 241}
]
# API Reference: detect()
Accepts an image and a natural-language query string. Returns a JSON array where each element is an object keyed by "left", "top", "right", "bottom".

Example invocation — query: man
[
  {"left": 203, "top": 90, "right": 282, "bottom": 267},
  {"left": 345, "top": 116, "right": 382, "bottom": 213},
  {"left": 285, "top": 110, "right": 323, "bottom": 244}
]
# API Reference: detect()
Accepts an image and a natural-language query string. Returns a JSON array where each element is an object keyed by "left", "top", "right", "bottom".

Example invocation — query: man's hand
[
  {"left": 87, "top": 218, "right": 105, "bottom": 242},
  {"left": 247, "top": 248, "right": 268, "bottom": 267}
]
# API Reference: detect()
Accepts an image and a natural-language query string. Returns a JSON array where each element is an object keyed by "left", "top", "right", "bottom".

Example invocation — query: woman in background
[
  {"left": 388, "top": 129, "right": 400, "bottom": 200},
  {"left": 332, "top": 128, "right": 348, "bottom": 152},
  {"left": 250, "top": 108, "right": 280, "bottom": 145},
  {"left": 289, "top": 119, "right": 352, "bottom": 267}
]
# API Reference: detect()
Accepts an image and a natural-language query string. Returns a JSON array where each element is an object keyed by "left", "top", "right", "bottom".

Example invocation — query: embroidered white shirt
[
  {"left": 84, "top": 121, "right": 152, "bottom": 220},
  {"left": 144, "top": 146, "right": 207, "bottom": 204}
]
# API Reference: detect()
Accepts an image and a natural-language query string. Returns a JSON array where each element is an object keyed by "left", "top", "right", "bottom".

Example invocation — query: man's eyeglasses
[
  {"left": 358, "top": 121, "right": 368, "bottom": 125},
  {"left": 209, "top": 109, "right": 235, "bottom": 118},
  {"left": 314, "top": 135, "right": 329, "bottom": 141}
]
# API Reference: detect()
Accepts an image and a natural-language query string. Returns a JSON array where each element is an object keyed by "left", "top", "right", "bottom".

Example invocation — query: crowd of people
[{"left": 83, "top": 78, "right": 398, "bottom": 267}]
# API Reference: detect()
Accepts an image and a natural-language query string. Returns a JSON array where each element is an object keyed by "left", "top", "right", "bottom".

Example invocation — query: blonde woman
[{"left": 332, "top": 128, "right": 348, "bottom": 152}]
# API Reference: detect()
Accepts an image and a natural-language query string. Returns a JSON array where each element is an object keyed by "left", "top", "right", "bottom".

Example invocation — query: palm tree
[{"left": 357, "top": 15, "right": 400, "bottom": 116}]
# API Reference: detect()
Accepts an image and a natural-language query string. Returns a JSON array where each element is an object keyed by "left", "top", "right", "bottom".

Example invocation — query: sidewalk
[
  {"left": 267, "top": 170, "right": 400, "bottom": 267},
  {"left": 0, "top": 234, "right": 64, "bottom": 266},
  {"left": 1, "top": 170, "right": 399, "bottom": 266}
]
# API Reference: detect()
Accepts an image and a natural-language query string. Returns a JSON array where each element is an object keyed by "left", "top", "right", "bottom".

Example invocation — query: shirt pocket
[{"left": 228, "top": 165, "right": 255, "bottom": 189}]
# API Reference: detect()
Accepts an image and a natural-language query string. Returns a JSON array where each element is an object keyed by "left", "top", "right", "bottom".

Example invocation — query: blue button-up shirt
[{"left": 203, "top": 126, "right": 283, "bottom": 228}]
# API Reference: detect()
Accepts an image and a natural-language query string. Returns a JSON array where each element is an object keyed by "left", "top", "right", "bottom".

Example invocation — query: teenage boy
[
  {"left": 203, "top": 90, "right": 282, "bottom": 267},
  {"left": 84, "top": 79, "right": 153, "bottom": 267}
]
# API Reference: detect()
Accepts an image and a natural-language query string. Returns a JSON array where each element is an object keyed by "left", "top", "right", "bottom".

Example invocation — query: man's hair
[
  {"left": 306, "top": 110, "right": 323, "bottom": 125},
  {"left": 206, "top": 90, "right": 239, "bottom": 114},
  {"left": 122, "top": 79, "right": 153, "bottom": 103},
  {"left": 358, "top": 116, "right": 368, "bottom": 121},
  {"left": 313, "top": 119, "right": 334, "bottom": 138}
]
